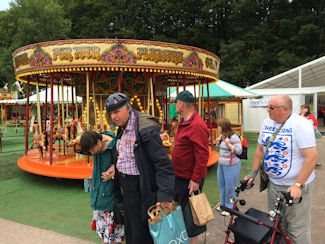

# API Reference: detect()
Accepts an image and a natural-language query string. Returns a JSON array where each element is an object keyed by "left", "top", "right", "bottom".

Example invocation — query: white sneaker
[
  {"left": 221, "top": 211, "right": 230, "bottom": 216},
  {"left": 216, "top": 205, "right": 221, "bottom": 211}
]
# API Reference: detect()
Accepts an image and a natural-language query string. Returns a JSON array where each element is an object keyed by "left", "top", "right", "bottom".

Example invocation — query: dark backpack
[{"left": 236, "top": 136, "right": 248, "bottom": 160}]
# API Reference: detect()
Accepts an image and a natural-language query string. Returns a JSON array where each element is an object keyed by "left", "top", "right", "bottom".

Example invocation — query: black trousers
[
  {"left": 119, "top": 173, "right": 153, "bottom": 244},
  {"left": 173, "top": 177, "right": 204, "bottom": 210}
]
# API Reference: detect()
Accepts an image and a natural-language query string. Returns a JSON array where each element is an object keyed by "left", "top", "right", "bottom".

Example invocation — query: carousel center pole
[
  {"left": 36, "top": 81, "right": 42, "bottom": 134},
  {"left": 75, "top": 82, "right": 78, "bottom": 119},
  {"left": 206, "top": 80, "right": 214, "bottom": 148},
  {"left": 92, "top": 75, "right": 97, "bottom": 130},
  {"left": 57, "top": 85, "right": 60, "bottom": 119},
  {"left": 193, "top": 82, "right": 197, "bottom": 108},
  {"left": 50, "top": 74, "right": 54, "bottom": 165},
  {"left": 24, "top": 77, "right": 30, "bottom": 155},
  {"left": 71, "top": 85, "right": 75, "bottom": 120},
  {"left": 66, "top": 84, "right": 69, "bottom": 126},
  {"left": 99, "top": 95, "right": 103, "bottom": 130},
  {"left": 118, "top": 71, "right": 123, "bottom": 93},
  {"left": 147, "top": 81, "right": 150, "bottom": 114},
  {"left": 150, "top": 76, "right": 154, "bottom": 116},
  {"left": 86, "top": 72, "right": 90, "bottom": 130},
  {"left": 44, "top": 83, "right": 47, "bottom": 131},
  {"left": 61, "top": 79, "right": 65, "bottom": 128},
  {"left": 1, "top": 104, "right": 3, "bottom": 126},
  {"left": 152, "top": 74, "right": 157, "bottom": 117}
]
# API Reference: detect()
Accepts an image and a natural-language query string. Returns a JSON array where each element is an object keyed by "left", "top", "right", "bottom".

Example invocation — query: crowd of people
[{"left": 79, "top": 91, "right": 319, "bottom": 244}]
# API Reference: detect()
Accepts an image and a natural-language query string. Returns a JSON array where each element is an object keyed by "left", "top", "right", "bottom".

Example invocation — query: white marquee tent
[
  {"left": 243, "top": 56, "right": 325, "bottom": 132},
  {"left": 0, "top": 86, "right": 82, "bottom": 104}
]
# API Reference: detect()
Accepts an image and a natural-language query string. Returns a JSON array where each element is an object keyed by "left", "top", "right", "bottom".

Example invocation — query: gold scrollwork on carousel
[
  {"left": 205, "top": 57, "right": 218, "bottom": 71},
  {"left": 30, "top": 47, "right": 52, "bottom": 67},
  {"left": 183, "top": 51, "right": 203, "bottom": 70},
  {"left": 137, "top": 48, "right": 184, "bottom": 65},
  {"left": 101, "top": 44, "right": 137, "bottom": 64}
]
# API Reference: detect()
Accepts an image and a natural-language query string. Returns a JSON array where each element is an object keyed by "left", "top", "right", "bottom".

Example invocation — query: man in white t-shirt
[{"left": 245, "top": 94, "right": 318, "bottom": 244}]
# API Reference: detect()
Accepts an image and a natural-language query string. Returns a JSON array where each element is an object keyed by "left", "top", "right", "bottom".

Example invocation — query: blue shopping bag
[{"left": 148, "top": 204, "right": 190, "bottom": 244}]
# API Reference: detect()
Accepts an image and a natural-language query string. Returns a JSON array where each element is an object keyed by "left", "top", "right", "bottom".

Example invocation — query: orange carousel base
[
  {"left": 207, "top": 147, "right": 219, "bottom": 167},
  {"left": 17, "top": 145, "right": 93, "bottom": 179}
]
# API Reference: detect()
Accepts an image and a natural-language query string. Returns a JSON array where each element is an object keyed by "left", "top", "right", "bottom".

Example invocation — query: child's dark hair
[{"left": 80, "top": 130, "right": 102, "bottom": 152}]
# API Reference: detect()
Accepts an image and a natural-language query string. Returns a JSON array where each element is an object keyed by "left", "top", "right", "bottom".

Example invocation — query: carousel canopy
[
  {"left": 0, "top": 86, "right": 82, "bottom": 104},
  {"left": 169, "top": 80, "right": 260, "bottom": 99}
]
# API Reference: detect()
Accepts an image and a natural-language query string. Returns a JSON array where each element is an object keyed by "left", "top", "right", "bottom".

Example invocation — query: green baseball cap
[{"left": 171, "top": 90, "right": 195, "bottom": 103}]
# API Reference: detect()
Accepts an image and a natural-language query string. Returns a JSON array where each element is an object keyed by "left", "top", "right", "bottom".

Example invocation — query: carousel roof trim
[{"left": 13, "top": 38, "right": 220, "bottom": 60}]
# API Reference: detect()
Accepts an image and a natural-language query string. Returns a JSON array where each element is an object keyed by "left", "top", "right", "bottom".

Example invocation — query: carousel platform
[
  {"left": 17, "top": 145, "right": 93, "bottom": 179},
  {"left": 207, "top": 147, "right": 219, "bottom": 167}
]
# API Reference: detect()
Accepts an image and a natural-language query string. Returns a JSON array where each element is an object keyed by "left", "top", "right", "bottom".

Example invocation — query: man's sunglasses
[{"left": 267, "top": 105, "right": 284, "bottom": 110}]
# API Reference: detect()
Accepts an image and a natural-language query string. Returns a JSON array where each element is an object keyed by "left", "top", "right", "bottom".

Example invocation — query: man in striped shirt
[{"left": 105, "top": 93, "right": 175, "bottom": 244}]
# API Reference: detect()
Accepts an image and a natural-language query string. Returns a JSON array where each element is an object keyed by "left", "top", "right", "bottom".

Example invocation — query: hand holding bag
[
  {"left": 189, "top": 191, "right": 214, "bottom": 226},
  {"left": 148, "top": 204, "right": 190, "bottom": 244}
]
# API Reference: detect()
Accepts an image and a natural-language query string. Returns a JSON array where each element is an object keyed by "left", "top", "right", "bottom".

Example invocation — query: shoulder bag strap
[{"left": 264, "top": 114, "right": 291, "bottom": 155}]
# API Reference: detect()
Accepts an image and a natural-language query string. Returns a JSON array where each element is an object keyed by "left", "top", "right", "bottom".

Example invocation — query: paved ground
[
  {"left": 1, "top": 136, "right": 324, "bottom": 244},
  {"left": 0, "top": 218, "right": 95, "bottom": 244},
  {"left": 200, "top": 136, "right": 325, "bottom": 244}
]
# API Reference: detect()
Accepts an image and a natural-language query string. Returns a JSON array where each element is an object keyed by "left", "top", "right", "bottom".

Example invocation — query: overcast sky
[{"left": 0, "top": 0, "right": 11, "bottom": 11}]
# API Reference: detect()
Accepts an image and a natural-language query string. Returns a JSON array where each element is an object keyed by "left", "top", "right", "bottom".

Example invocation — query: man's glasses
[{"left": 267, "top": 105, "right": 284, "bottom": 110}]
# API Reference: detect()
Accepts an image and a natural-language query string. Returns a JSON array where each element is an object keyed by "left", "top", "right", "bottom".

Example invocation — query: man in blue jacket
[{"left": 105, "top": 93, "right": 175, "bottom": 244}]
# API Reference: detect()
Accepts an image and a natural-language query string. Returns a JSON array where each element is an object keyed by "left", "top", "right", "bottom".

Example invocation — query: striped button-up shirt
[{"left": 116, "top": 110, "right": 140, "bottom": 175}]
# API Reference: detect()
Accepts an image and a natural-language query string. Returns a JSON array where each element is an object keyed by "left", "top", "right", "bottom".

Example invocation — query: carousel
[{"left": 13, "top": 39, "right": 220, "bottom": 179}]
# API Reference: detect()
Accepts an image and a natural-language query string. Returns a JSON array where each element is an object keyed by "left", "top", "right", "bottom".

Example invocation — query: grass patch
[
  {"left": 0, "top": 125, "right": 258, "bottom": 242},
  {"left": 0, "top": 173, "right": 97, "bottom": 242}
]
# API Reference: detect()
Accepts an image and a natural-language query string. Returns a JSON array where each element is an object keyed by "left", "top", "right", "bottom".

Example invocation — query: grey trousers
[{"left": 268, "top": 180, "right": 314, "bottom": 244}]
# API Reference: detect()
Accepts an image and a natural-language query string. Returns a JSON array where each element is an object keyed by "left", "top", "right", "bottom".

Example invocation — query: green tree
[{"left": 0, "top": 0, "right": 71, "bottom": 87}]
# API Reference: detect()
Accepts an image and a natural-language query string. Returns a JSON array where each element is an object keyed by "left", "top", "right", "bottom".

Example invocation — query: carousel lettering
[
  {"left": 74, "top": 46, "right": 101, "bottom": 60},
  {"left": 53, "top": 47, "right": 73, "bottom": 62},
  {"left": 137, "top": 47, "right": 183, "bottom": 65},
  {"left": 14, "top": 53, "right": 29, "bottom": 68}
]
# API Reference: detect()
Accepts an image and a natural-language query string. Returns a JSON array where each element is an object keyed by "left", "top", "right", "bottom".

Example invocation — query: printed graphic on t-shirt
[{"left": 261, "top": 128, "right": 293, "bottom": 179}]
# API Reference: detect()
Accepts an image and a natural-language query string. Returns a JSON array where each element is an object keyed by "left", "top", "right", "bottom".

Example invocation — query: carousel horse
[
  {"left": 160, "top": 131, "right": 173, "bottom": 147},
  {"left": 31, "top": 124, "right": 46, "bottom": 153},
  {"left": 52, "top": 117, "right": 70, "bottom": 144},
  {"left": 67, "top": 119, "right": 86, "bottom": 147}
]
